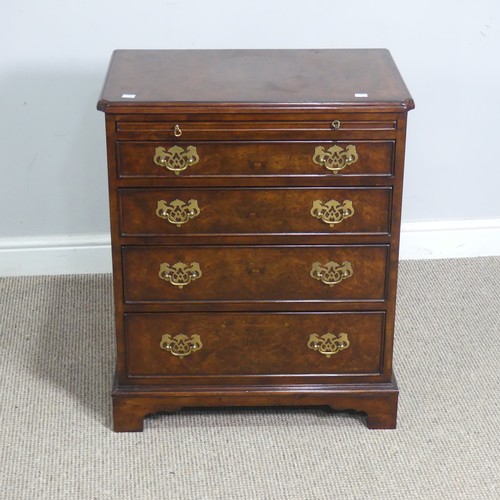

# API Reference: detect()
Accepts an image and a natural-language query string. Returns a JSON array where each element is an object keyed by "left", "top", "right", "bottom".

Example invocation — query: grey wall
[{"left": 1, "top": 0, "right": 499, "bottom": 239}]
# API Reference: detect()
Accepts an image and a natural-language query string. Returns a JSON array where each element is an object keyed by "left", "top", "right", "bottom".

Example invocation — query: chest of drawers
[{"left": 97, "top": 49, "right": 414, "bottom": 431}]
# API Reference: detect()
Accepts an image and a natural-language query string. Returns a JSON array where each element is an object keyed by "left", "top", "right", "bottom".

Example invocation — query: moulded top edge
[{"left": 97, "top": 99, "right": 415, "bottom": 113}]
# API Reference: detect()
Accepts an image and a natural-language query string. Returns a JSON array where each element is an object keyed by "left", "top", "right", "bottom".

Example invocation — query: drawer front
[
  {"left": 122, "top": 245, "right": 388, "bottom": 303},
  {"left": 125, "top": 312, "right": 385, "bottom": 378},
  {"left": 117, "top": 141, "right": 394, "bottom": 178},
  {"left": 119, "top": 187, "right": 392, "bottom": 237}
]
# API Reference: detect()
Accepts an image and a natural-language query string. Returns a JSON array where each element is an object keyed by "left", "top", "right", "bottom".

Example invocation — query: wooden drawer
[
  {"left": 124, "top": 311, "right": 385, "bottom": 379},
  {"left": 119, "top": 187, "right": 392, "bottom": 237},
  {"left": 116, "top": 140, "right": 394, "bottom": 178},
  {"left": 122, "top": 245, "right": 388, "bottom": 304}
]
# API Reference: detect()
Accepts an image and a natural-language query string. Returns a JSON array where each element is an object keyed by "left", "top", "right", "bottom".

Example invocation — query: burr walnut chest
[{"left": 97, "top": 49, "right": 414, "bottom": 431}]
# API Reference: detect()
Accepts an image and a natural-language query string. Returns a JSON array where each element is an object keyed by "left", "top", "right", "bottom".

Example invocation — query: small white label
[
  {"left": 121, "top": 93, "right": 136, "bottom": 99},
  {"left": 355, "top": 93, "right": 368, "bottom": 98}
]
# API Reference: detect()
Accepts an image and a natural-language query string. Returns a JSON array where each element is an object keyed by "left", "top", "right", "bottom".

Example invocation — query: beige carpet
[{"left": 0, "top": 257, "right": 499, "bottom": 499}]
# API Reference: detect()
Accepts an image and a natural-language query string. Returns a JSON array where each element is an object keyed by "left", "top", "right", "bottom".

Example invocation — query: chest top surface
[{"left": 97, "top": 49, "right": 414, "bottom": 113}]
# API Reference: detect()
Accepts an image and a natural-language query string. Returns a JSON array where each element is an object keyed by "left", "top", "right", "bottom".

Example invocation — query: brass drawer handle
[
  {"left": 158, "top": 262, "right": 202, "bottom": 289},
  {"left": 308, "top": 332, "right": 350, "bottom": 358},
  {"left": 156, "top": 199, "right": 201, "bottom": 227},
  {"left": 310, "top": 260, "right": 353, "bottom": 287},
  {"left": 310, "top": 199, "right": 354, "bottom": 227},
  {"left": 153, "top": 145, "right": 200, "bottom": 175},
  {"left": 173, "top": 124, "right": 182, "bottom": 137},
  {"left": 312, "top": 145, "right": 358, "bottom": 174},
  {"left": 160, "top": 333, "right": 202, "bottom": 358},
  {"left": 331, "top": 120, "right": 341, "bottom": 131}
]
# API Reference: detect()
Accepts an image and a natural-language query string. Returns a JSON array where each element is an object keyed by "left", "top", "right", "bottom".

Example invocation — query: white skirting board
[
  {"left": 1, "top": 220, "right": 499, "bottom": 276},
  {"left": 0, "top": 234, "right": 112, "bottom": 277},
  {"left": 399, "top": 219, "right": 500, "bottom": 260}
]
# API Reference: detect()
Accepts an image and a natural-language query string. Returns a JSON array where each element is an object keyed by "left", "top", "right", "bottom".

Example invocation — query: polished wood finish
[
  {"left": 119, "top": 187, "right": 392, "bottom": 237},
  {"left": 117, "top": 140, "right": 395, "bottom": 178},
  {"left": 112, "top": 379, "right": 399, "bottom": 432},
  {"left": 125, "top": 312, "right": 385, "bottom": 379},
  {"left": 98, "top": 49, "right": 413, "bottom": 431},
  {"left": 97, "top": 49, "right": 414, "bottom": 111},
  {"left": 122, "top": 245, "right": 388, "bottom": 303}
]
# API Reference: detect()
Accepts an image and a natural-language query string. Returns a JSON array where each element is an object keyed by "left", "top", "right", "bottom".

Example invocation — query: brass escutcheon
[
  {"left": 156, "top": 199, "right": 201, "bottom": 227},
  {"left": 308, "top": 332, "right": 350, "bottom": 358},
  {"left": 310, "top": 260, "right": 353, "bottom": 287},
  {"left": 153, "top": 145, "right": 199, "bottom": 175},
  {"left": 310, "top": 199, "right": 354, "bottom": 227},
  {"left": 160, "top": 333, "right": 203, "bottom": 358},
  {"left": 312, "top": 144, "right": 358, "bottom": 174},
  {"left": 158, "top": 262, "right": 202, "bottom": 289}
]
